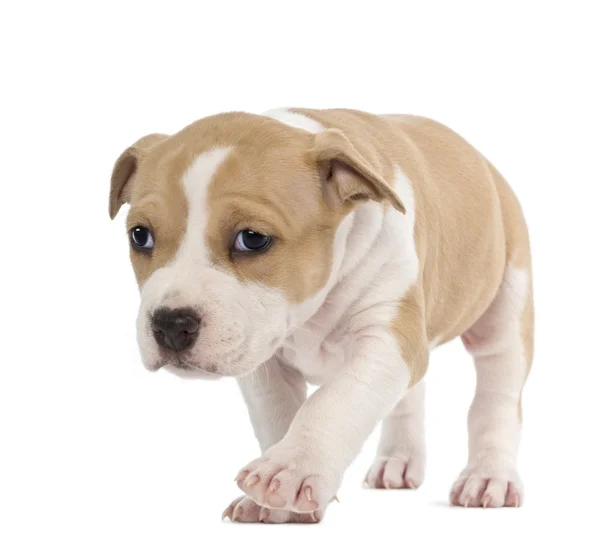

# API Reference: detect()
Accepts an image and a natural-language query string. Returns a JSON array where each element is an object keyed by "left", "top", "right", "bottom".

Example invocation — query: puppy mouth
[
  {"left": 151, "top": 351, "right": 244, "bottom": 379},
  {"left": 163, "top": 357, "right": 223, "bottom": 380},
  {"left": 144, "top": 332, "right": 258, "bottom": 378}
]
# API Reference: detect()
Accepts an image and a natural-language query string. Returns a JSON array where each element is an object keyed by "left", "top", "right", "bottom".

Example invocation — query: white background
[{"left": 1, "top": 1, "right": 599, "bottom": 544}]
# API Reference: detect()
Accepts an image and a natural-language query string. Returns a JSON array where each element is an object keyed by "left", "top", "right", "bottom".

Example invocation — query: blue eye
[
  {"left": 130, "top": 226, "right": 154, "bottom": 250},
  {"left": 234, "top": 230, "right": 272, "bottom": 252}
]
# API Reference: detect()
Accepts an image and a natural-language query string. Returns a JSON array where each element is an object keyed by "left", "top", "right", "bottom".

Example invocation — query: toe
[
  {"left": 222, "top": 504, "right": 235, "bottom": 521},
  {"left": 450, "top": 479, "right": 466, "bottom": 506},
  {"left": 381, "top": 457, "right": 406, "bottom": 489},
  {"left": 225, "top": 496, "right": 263, "bottom": 523},
  {"left": 222, "top": 495, "right": 243, "bottom": 521},
  {"left": 482, "top": 478, "right": 508, "bottom": 508},
  {"left": 459, "top": 476, "right": 488, "bottom": 507},
  {"left": 230, "top": 497, "right": 261, "bottom": 522},
  {"left": 293, "top": 478, "right": 322, "bottom": 512},
  {"left": 403, "top": 456, "right": 425, "bottom": 489},
  {"left": 234, "top": 469, "right": 251, "bottom": 484},
  {"left": 365, "top": 459, "right": 386, "bottom": 488},
  {"left": 506, "top": 482, "right": 522, "bottom": 507},
  {"left": 231, "top": 502, "right": 244, "bottom": 522},
  {"left": 261, "top": 474, "right": 287, "bottom": 508},
  {"left": 236, "top": 500, "right": 262, "bottom": 522},
  {"left": 292, "top": 509, "right": 323, "bottom": 523},
  {"left": 259, "top": 506, "right": 287, "bottom": 524}
]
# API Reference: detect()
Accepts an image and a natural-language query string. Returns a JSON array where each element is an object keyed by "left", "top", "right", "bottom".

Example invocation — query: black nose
[{"left": 151, "top": 307, "right": 200, "bottom": 351}]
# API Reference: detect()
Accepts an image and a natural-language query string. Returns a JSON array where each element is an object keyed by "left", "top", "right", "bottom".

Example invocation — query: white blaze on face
[
  {"left": 179, "top": 148, "right": 233, "bottom": 265},
  {"left": 136, "top": 148, "right": 232, "bottom": 371}
]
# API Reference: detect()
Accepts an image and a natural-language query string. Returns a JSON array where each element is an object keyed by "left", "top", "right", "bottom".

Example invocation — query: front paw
[
  {"left": 235, "top": 444, "right": 338, "bottom": 513},
  {"left": 222, "top": 495, "right": 323, "bottom": 524}
]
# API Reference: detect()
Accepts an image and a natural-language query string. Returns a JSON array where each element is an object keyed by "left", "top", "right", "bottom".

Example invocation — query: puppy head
[{"left": 109, "top": 112, "right": 404, "bottom": 378}]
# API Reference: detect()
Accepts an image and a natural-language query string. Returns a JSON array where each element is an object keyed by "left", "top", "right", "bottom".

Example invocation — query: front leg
[
  {"left": 223, "top": 357, "right": 312, "bottom": 523},
  {"left": 237, "top": 310, "right": 427, "bottom": 514},
  {"left": 237, "top": 356, "right": 307, "bottom": 452}
]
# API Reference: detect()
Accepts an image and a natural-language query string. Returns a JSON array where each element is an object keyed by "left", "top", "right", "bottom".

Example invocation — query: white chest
[{"left": 280, "top": 321, "right": 352, "bottom": 384}]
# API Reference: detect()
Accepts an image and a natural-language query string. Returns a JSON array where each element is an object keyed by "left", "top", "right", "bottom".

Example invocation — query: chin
[{"left": 163, "top": 363, "right": 223, "bottom": 380}]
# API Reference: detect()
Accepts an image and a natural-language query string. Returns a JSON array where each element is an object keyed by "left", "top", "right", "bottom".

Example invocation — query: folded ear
[
  {"left": 310, "top": 129, "right": 405, "bottom": 214},
  {"left": 109, "top": 133, "right": 169, "bottom": 219}
]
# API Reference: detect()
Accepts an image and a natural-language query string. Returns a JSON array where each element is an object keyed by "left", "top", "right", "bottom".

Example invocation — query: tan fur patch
[
  {"left": 202, "top": 123, "right": 344, "bottom": 303},
  {"left": 109, "top": 133, "right": 190, "bottom": 286},
  {"left": 124, "top": 142, "right": 191, "bottom": 286},
  {"left": 391, "top": 285, "right": 429, "bottom": 387},
  {"left": 109, "top": 133, "right": 169, "bottom": 220}
]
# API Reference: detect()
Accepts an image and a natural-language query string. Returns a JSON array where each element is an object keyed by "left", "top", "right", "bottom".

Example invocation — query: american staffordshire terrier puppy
[{"left": 109, "top": 108, "right": 533, "bottom": 522}]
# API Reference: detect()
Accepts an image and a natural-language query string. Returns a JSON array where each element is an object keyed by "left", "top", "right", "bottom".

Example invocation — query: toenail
[
  {"left": 246, "top": 475, "right": 260, "bottom": 487},
  {"left": 305, "top": 486, "right": 313, "bottom": 502}
]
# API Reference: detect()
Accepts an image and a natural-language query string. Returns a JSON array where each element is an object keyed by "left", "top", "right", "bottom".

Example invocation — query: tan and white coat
[{"left": 109, "top": 108, "right": 534, "bottom": 522}]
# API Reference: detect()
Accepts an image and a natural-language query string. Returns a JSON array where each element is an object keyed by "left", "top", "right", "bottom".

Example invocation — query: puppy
[{"left": 109, "top": 108, "right": 533, "bottom": 522}]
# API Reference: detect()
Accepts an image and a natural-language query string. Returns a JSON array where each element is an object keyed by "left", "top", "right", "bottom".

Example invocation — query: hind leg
[
  {"left": 450, "top": 264, "right": 534, "bottom": 507},
  {"left": 365, "top": 380, "right": 426, "bottom": 489}
]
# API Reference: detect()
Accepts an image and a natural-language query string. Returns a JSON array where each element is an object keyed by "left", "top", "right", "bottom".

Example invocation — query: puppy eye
[
  {"left": 130, "top": 226, "right": 154, "bottom": 250},
  {"left": 233, "top": 230, "right": 272, "bottom": 252}
]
